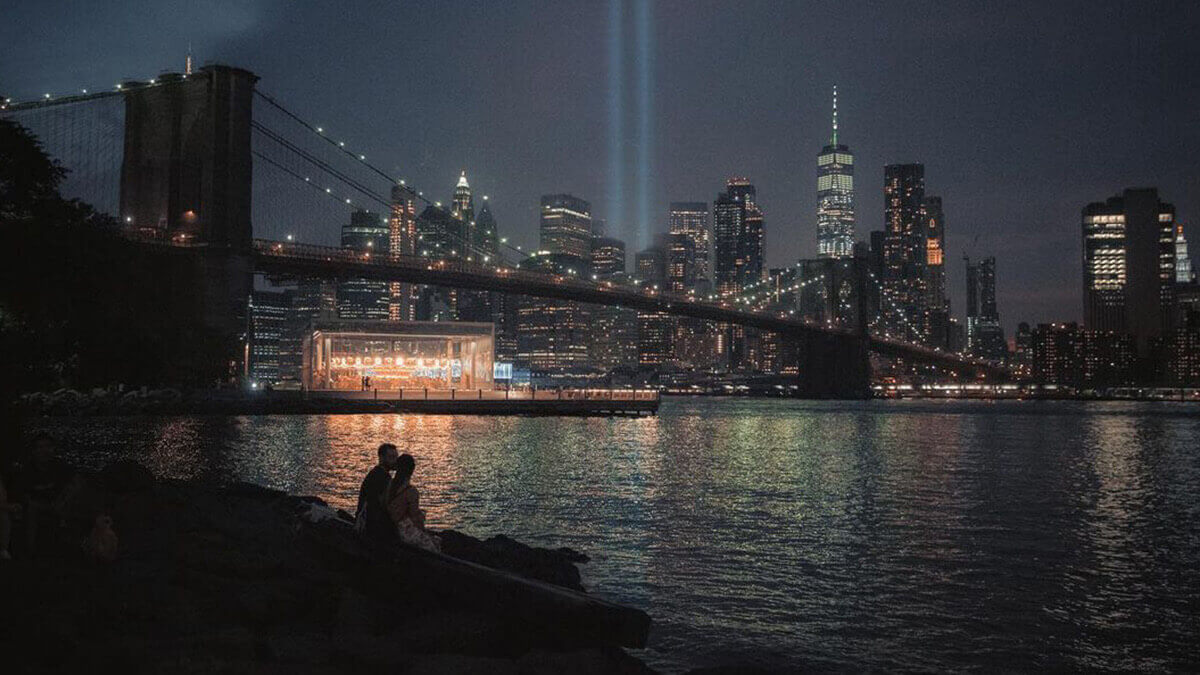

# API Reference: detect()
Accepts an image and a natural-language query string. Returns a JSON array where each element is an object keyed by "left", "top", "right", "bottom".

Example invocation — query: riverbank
[{"left": 0, "top": 461, "right": 655, "bottom": 673}]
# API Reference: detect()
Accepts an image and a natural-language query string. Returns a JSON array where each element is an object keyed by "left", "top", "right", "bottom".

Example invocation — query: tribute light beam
[
  {"left": 608, "top": 0, "right": 625, "bottom": 246},
  {"left": 635, "top": 0, "right": 652, "bottom": 249}
]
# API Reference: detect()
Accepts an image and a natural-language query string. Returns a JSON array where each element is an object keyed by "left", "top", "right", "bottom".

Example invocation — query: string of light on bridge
[
  {"left": 866, "top": 271, "right": 933, "bottom": 346},
  {"left": 253, "top": 89, "right": 538, "bottom": 262}
]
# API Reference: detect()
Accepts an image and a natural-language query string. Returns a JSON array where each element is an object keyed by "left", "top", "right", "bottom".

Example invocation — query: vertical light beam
[
  {"left": 635, "top": 0, "right": 652, "bottom": 248},
  {"left": 608, "top": 0, "right": 624, "bottom": 242}
]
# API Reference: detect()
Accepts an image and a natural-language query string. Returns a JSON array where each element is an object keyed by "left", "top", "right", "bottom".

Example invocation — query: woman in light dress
[{"left": 386, "top": 453, "right": 441, "bottom": 552}]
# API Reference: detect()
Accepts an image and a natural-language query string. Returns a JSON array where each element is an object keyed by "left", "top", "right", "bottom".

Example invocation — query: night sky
[{"left": 3, "top": 0, "right": 1198, "bottom": 335}]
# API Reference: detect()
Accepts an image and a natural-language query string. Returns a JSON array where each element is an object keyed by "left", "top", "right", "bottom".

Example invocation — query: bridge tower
[
  {"left": 119, "top": 65, "right": 257, "bottom": 249},
  {"left": 119, "top": 65, "right": 258, "bottom": 384},
  {"left": 797, "top": 250, "right": 872, "bottom": 398}
]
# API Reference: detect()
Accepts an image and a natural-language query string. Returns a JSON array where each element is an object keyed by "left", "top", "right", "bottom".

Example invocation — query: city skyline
[{"left": 2, "top": 1, "right": 1198, "bottom": 338}]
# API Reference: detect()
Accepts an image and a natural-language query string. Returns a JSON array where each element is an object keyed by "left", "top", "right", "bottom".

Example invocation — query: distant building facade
[
  {"left": 1082, "top": 188, "right": 1176, "bottom": 355},
  {"left": 965, "top": 256, "right": 1006, "bottom": 361},
  {"left": 247, "top": 290, "right": 291, "bottom": 388},
  {"left": 1030, "top": 323, "right": 1135, "bottom": 389}
]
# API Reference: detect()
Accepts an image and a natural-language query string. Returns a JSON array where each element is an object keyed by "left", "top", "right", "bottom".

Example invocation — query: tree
[{"left": 0, "top": 119, "right": 231, "bottom": 399}]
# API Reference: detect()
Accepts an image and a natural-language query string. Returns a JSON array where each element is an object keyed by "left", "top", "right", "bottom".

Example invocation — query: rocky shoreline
[{"left": 0, "top": 461, "right": 657, "bottom": 673}]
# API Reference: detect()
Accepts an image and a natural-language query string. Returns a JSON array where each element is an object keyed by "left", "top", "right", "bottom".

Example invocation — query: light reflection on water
[{"left": 38, "top": 399, "right": 1200, "bottom": 672}]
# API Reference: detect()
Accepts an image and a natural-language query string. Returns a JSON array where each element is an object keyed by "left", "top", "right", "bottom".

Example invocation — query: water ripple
[{"left": 37, "top": 399, "right": 1200, "bottom": 672}]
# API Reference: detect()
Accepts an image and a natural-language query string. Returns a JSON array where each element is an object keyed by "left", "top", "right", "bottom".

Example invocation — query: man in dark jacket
[{"left": 356, "top": 443, "right": 399, "bottom": 549}]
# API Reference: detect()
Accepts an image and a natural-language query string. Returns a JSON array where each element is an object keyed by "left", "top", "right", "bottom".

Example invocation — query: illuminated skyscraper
[
  {"left": 881, "top": 164, "right": 926, "bottom": 341},
  {"left": 591, "top": 236, "right": 627, "bottom": 278},
  {"left": 1082, "top": 188, "right": 1176, "bottom": 354},
  {"left": 817, "top": 86, "right": 855, "bottom": 259},
  {"left": 713, "top": 178, "right": 764, "bottom": 370},
  {"left": 668, "top": 201, "right": 710, "bottom": 292},
  {"left": 416, "top": 204, "right": 466, "bottom": 261},
  {"left": 515, "top": 253, "right": 592, "bottom": 374},
  {"left": 923, "top": 196, "right": 949, "bottom": 348},
  {"left": 413, "top": 204, "right": 464, "bottom": 321},
  {"left": 451, "top": 171, "right": 475, "bottom": 251},
  {"left": 713, "top": 178, "right": 764, "bottom": 294},
  {"left": 247, "top": 290, "right": 291, "bottom": 388},
  {"left": 388, "top": 184, "right": 418, "bottom": 322},
  {"left": 1175, "top": 223, "right": 1194, "bottom": 283},
  {"left": 635, "top": 243, "right": 672, "bottom": 368},
  {"left": 540, "top": 194, "right": 593, "bottom": 262},
  {"left": 590, "top": 236, "right": 638, "bottom": 371},
  {"left": 337, "top": 209, "right": 390, "bottom": 321}
]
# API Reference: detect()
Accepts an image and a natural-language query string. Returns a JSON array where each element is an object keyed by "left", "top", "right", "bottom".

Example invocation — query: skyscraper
[
  {"left": 589, "top": 234, "right": 639, "bottom": 372},
  {"left": 1174, "top": 223, "right": 1194, "bottom": 283},
  {"left": 591, "top": 236, "right": 627, "bottom": 278},
  {"left": 965, "top": 256, "right": 1006, "bottom": 361},
  {"left": 337, "top": 209, "right": 390, "bottom": 321},
  {"left": 475, "top": 197, "right": 500, "bottom": 261},
  {"left": 1082, "top": 188, "right": 1176, "bottom": 354},
  {"left": 668, "top": 201, "right": 710, "bottom": 292},
  {"left": 515, "top": 253, "right": 592, "bottom": 374},
  {"left": 452, "top": 171, "right": 474, "bottom": 225},
  {"left": 412, "top": 203, "right": 464, "bottom": 321},
  {"left": 923, "top": 196, "right": 949, "bottom": 348},
  {"left": 281, "top": 277, "right": 336, "bottom": 386},
  {"left": 817, "top": 86, "right": 855, "bottom": 259},
  {"left": 388, "top": 183, "right": 418, "bottom": 322},
  {"left": 881, "top": 164, "right": 927, "bottom": 342},
  {"left": 247, "top": 290, "right": 291, "bottom": 388},
  {"left": 635, "top": 244, "right": 672, "bottom": 368},
  {"left": 713, "top": 178, "right": 765, "bottom": 370},
  {"left": 451, "top": 170, "right": 495, "bottom": 263},
  {"left": 713, "top": 178, "right": 764, "bottom": 294},
  {"left": 666, "top": 203, "right": 716, "bottom": 370},
  {"left": 416, "top": 204, "right": 466, "bottom": 261},
  {"left": 447, "top": 172, "right": 494, "bottom": 323},
  {"left": 540, "top": 194, "right": 593, "bottom": 262}
]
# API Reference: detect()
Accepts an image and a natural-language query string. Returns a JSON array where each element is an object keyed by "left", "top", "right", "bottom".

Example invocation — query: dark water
[{"left": 36, "top": 399, "right": 1200, "bottom": 672}]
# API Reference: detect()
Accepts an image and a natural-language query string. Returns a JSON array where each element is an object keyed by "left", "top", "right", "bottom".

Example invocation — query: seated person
[
  {"left": 355, "top": 443, "right": 399, "bottom": 549},
  {"left": 386, "top": 454, "right": 440, "bottom": 552}
]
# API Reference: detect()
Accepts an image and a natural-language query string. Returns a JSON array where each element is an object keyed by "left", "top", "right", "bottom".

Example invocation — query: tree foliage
[{"left": 0, "top": 118, "right": 233, "bottom": 400}]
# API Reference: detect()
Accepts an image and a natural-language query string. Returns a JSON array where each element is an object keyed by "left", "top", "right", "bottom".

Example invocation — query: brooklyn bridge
[{"left": 1, "top": 64, "right": 1007, "bottom": 398}]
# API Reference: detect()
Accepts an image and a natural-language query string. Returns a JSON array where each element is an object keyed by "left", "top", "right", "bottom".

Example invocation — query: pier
[{"left": 19, "top": 388, "right": 662, "bottom": 417}]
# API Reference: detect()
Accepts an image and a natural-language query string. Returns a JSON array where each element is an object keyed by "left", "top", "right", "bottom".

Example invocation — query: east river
[{"left": 39, "top": 398, "right": 1200, "bottom": 672}]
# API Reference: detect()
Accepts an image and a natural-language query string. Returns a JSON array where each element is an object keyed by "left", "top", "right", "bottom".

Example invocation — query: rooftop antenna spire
[
  {"left": 185, "top": 43, "right": 193, "bottom": 75},
  {"left": 831, "top": 84, "right": 839, "bottom": 145}
]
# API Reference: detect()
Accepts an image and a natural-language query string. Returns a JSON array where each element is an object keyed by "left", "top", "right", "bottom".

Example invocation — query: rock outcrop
[{"left": 0, "top": 463, "right": 653, "bottom": 674}]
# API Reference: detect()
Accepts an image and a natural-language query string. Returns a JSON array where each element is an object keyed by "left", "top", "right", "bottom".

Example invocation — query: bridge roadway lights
[{"left": 157, "top": 236, "right": 993, "bottom": 396}]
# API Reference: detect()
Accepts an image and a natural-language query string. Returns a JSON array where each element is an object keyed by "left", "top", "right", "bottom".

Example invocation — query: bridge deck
[{"left": 249, "top": 238, "right": 1006, "bottom": 375}]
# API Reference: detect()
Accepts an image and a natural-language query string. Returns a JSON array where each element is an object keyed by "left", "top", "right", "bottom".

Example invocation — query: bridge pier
[{"left": 798, "top": 332, "right": 871, "bottom": 399}]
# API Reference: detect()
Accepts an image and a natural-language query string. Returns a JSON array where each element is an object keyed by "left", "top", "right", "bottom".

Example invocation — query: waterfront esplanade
[{"left": 304, "top": 321, "right": 494, "bottom": 391}]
